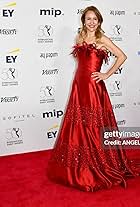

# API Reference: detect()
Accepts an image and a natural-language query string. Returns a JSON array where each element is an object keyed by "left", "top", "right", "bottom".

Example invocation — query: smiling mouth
[{"left": 88, "top": 25, "right": 96, "bottom": 28}]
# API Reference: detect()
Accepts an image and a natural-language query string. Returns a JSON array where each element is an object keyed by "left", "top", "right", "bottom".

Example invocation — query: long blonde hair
[{"left": 79, "top": 6, "right": 104, "bottom": 42}]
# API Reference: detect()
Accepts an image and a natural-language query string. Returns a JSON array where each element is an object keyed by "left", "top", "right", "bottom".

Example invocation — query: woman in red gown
[{"left": 47, "top": 6, "right": 139, "bottom": 192}]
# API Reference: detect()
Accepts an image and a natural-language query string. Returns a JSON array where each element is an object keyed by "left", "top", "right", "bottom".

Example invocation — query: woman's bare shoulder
[
  {"left": 100, "top": 34, "right": 112, "bottom": 44},
  {"left": 75, "top": 33, "right": 84, "bottom": 45}
]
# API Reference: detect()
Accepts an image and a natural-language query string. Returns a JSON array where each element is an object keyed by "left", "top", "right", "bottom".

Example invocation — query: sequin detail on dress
[{"left": 65, "top": 104, "right": 116, "bottom": 127}]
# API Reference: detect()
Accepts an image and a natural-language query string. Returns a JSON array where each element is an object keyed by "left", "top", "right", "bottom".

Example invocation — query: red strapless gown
[{"left": 47, "top": 42, "right": 139, "bottom": 192}]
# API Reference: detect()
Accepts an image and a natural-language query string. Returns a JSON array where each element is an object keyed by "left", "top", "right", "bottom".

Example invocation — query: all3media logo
[{"left": 0, "top": 2, "right": 16, "bottom": 18}]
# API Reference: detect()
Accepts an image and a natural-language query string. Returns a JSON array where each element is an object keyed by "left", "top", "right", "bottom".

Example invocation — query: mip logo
[
  {"left": 38, "top": 25, "right": 53, "bottom": 38},
  {"left": 40, "top": 8, "right": 64, "bottom": 17},
  {"left": 0, "top": 2, "right": 16, "bottom": 18}
]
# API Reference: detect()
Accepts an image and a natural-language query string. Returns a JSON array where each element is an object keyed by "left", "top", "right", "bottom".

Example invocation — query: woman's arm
[
  {"left": 102, "top": 35, "right": 127, "bottom": 78},
  {"left": 92, "top": 35, "right": 127, "bottom": 82}
]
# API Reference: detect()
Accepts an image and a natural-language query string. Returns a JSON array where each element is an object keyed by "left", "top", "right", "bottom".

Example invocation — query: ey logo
[
  {"left": 5, "top": 48, "right": 20, "bottom": 63},
  {"left": 0, "top": 2, "right": 16, "bottom": 17},
  {"left": 46, "top": 124, "right": 59, "bottom": 139}
]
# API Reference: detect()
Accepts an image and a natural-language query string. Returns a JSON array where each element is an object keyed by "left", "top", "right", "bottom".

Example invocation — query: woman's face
[{"left": 84, "top": 10, "right": 99, "bottom": 32}]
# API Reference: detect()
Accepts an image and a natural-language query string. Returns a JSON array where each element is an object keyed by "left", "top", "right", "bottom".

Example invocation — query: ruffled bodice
[{"left": 72, "top": 41, "right": 108, "bottom": 73}]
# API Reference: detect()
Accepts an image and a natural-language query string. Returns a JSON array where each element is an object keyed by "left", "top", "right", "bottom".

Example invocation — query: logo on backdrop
[
  {"left": 112, "top": 103, "right": 125, "bottom": 110},
  {"left": 40, "top": 8, "right": 64, "bottom": 17},
  {"left": 133, "top": 11, "right": 140, "bottom": 15},
  {"left": 40, "top": 85, "right": 55, "bottom": 103},
  {"left": 110, "top": 25, "right": 123, "bottom": 41},
  {"left": 0, "top": 2, "right": 16, "bottom": 18},
  {"left": 5, "top": 48, "right": 19, "bottom": 63},
  {"left": 40, "top": 52, "right": 58, "bottom": 59},
  {"left": 133, "top": 102, "right": 140, "bottom": 107},
  {"left": 42, "top": 68, "right": 59, "bottom": 75},
  {"left": 42, "top": 109, "right": 63, "bottom": 119},
  {"left": 77, "top": 9, "right": 83, "bottom": 15},
  {"left": 1, "top": 96, "right": 19, "bottom": 103},
  {"left": 109, "top": 80, "right": 122, "bottom": 96},
  {"left": 117, "top": 120, "right": 126, "bottom": 126},
  {"left": 5, "top": 128, "right": 23, "bottom": 146},
  {"left": 2, "top": 48, "right": 20, "bottom": 64},
  {"left": 0, "top": 28, "right": 17, "bottom": 35},
  {"left": 108, "top": 51, "right": 116, "bottom": 58},
  {"left": 0, "top": 68, "right": 18, "bottom": 86},
  {"left": 2, "top": 114, "right": 36, "bottom": 122},
  {"left": 37, "top": 25, "right": 53, "bottom": 43},
  {"left": 46, "top": 124, "right": 59, "bottom": 139},
  {"left": 114, "top": 67, "right": 123, "bottom": 75},
  {"left": 110, "top": 10, "right": 126, "bottom": 16}
]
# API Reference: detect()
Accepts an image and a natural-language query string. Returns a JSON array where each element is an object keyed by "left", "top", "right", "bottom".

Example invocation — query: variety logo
[
  {"left": 46, "top": 124, "right": 59, "bottom": 139},
  {"left": 40, "top": 8, "right": 64, "bottom": 17},
  {"left": 40, "top": 52, "right": 58, "bottom": 59},
  {"left": 37, "top": 25, "right": 53, "bottom": 43},
  {"left": 117, "top": 120, "right": 126, "bottom": 126},
  {"left": 0, "top": 2, "right": 16, "bottom": 18},
  {"left": 40, "top": 85, "right": 55, "bottom": 103},
  {"left": 6, "top": 128, "right": 23, "bottom": 146},
  {"left": 2, "top": 114, "right": 35, "bottom": 122},
  {"left": 110, "top": 10, "right": 125, "bottom": 16},
  {"left": 1, "top": 96, "right": 19, "bottom": 103},
  {"left": 43, "top": 109, "right": 63, "bottom": 119},
  {"left": 109, "top": 80, "right": 122, "bottom": 96},
  {"left": 42, "top": 68, "right": 59, "bottom": 75},
  {"left": 0, "top": 28, "right": 17, "bottom": 35}
]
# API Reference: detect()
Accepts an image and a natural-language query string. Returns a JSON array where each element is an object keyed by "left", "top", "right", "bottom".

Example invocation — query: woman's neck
[{"left": 86, "top": 31, "right": 96, "bottom": 38}]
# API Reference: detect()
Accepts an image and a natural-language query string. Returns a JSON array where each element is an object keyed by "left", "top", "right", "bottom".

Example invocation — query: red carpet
[{"left": 0, "top": 149, "right": 140, "bottom": 207}]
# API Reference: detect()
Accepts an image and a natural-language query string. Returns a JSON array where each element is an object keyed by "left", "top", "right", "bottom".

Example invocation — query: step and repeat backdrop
[{"left": 0, "top": 0, "right": 140, "bottom": 156}]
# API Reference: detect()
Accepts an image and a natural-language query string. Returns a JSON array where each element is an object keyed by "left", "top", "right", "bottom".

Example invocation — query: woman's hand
[{"left": 91, "top": 72, "right": 109, "bottom": 83}]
